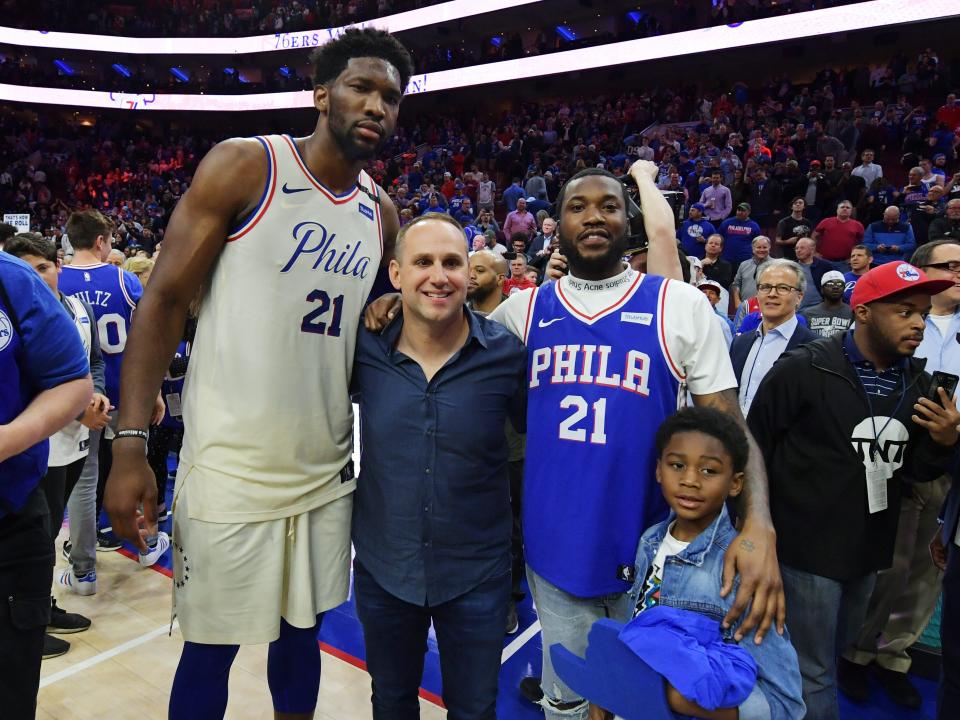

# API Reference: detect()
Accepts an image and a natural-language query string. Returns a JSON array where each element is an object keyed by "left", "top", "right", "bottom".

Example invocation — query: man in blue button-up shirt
[{"left": 352, "top": 213, "right": 526, "bottom": 720}]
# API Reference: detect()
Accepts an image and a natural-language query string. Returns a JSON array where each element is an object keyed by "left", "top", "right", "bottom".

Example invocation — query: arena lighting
[
  {"left": 169, "top": 67, "right": 190, "bottom": 82},
  {"left": 1, "top": 0, "right": 956, "bottom": 112},
  {"left": 111, "top": 63, "right": 131, "bottom": 78},
  {"left": 555, "top": 25, "right": 577, "bottom": 42},
  {"left": 4, "top": 0, "right": 547, "bottom": 55},
  {"left": 53, "top": 59, "right": 74, "bottom": 76}
]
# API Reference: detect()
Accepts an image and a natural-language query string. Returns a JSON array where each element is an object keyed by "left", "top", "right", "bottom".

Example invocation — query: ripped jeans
[{"left": 527, "top": 565, "right": 633, "bottom": 719}]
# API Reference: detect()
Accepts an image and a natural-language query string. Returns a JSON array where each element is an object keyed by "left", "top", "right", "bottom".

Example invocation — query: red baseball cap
[{"left": 850, "top": 262, "right": 954, "bottom": 307}]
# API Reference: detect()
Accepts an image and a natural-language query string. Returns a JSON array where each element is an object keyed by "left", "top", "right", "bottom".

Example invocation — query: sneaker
[
  {"left": 42, "top": 633, "right": 70, "bottom": 660},
  {"left": 837, "top": 657, "right": 871, "bottom": 703},
  {"left": 157, "top": 503, "right": 170, "bottom": 522},
  {"left": 96, "top": 531, "right": 121, "bottom": 552},
  {"left": 505, "top": 601, "right": 519, "bottom": 635},
  {"left": 873, "top": 666, "right": 922, "bottom": 709},
  {"left": 56, "top": 568, "right": 97, "bottom": 596},
  {"left": 61, "top": 539, "right": 72, "bottom": 562},
  {"left": 519, "top": 676, "right": 544, "bottom": 704},
  {"left": 48, "top": 600, "right": 91, "bottom": 634},
  {"left": 139, "top": 531, "right": 170, "bottom": 568}
]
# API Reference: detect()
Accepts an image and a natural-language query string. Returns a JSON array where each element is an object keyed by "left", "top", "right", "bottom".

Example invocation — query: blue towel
[{"left": 618, "top": 605, "right": 757, "bottom": 711}]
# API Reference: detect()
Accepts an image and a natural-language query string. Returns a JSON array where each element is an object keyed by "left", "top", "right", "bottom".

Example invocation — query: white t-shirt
[
  {"left": 489, "top": 266, "right": 737, "bottom": 396},
  {"left": 634, "top": 521, "right": 690, "bottom": 615},
  {"left": 929, "top": 313, "right": 952, "bottom": 338}
]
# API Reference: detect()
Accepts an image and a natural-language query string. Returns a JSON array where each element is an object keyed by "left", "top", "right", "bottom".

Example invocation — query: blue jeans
[
  {"left": 780, "top": 564, "right": 876, "bottom": 720},
  {"left": 353, "top": 560, "right": 509, "bottom": 720},
  {"left": 527, "top": 565, "right": 633, "bottom": 720}
]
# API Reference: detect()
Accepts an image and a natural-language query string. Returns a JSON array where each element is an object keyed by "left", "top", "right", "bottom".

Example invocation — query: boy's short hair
[
  {"left": 655, "top": 407, "right": 749, "bottom": 474},
  {"left": 5, "top": 232, "right": 57, "bottom": 262}
]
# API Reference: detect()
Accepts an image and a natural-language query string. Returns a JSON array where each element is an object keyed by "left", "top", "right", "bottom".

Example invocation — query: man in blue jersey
[
  {"left": 489, "top": 161, "right": 784, "bottom": 720},
  {"left": 58, "top": 210, "right": 167, "bottom": 594},
  {"left": 0, "top": 252, "right": 91, "bottom": 719}
]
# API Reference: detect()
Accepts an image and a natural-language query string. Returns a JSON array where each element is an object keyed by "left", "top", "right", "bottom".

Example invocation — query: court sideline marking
[{"left": 39, "top": 621, "right": 179, "bottom": 688}]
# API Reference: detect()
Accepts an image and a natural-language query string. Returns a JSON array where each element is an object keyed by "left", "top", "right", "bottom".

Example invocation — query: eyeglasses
[
  {"left": 757, "top": 283, "right": 799, "bottom": 295},
  {"left": 921, "top": 261, "right": 960, "bottom": 274}
]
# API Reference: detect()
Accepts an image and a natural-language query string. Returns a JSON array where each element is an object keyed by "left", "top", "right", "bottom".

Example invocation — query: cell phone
[{"left": 927, "top": 371, "right": 959, "bottom": 406}]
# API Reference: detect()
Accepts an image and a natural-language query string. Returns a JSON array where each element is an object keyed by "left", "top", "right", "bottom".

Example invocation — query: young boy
[{"left": 628, "top": 407, "right": 805, "bottom": 720}]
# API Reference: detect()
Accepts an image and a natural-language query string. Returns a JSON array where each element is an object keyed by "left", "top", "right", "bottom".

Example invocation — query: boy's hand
[{"left": 721, "top": 519, "right": 785, "bottom": 644}]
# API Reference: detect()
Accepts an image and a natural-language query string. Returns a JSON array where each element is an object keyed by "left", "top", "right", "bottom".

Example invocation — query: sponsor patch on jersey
[
  {"left": 0, "top": 309, "right": 12, "bottom": 351},
  {"left": 620, "top": 311, "right": 653, "bottom": 325},
  {"left": 358, "top": 203, "right": 375, "bottom": 221}
]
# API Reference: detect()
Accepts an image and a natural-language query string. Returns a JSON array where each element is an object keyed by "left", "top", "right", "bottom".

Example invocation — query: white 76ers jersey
[{"left": 180, "top": 134, "right": 383, "bottom": 522}]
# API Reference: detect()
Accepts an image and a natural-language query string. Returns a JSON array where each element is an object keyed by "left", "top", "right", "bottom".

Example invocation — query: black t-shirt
[
  {"left": 776, "top": 215, "right": 814, "bottom": 261},
  {"left": 702, "top": 258, "right": 734, "bottom": 290}
]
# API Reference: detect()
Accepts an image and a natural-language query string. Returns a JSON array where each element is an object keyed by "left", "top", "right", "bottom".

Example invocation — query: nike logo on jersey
[
  {"left": 281, "top": 183, "right": 310, "bottom": 194},
  {"left": 538, "top": 317, "right": 565, "bottom": 328}
]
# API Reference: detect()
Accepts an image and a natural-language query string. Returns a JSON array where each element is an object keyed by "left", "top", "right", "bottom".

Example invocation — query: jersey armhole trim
[
  {"left": 118, "top": 268, "right": 138, "bottom": 309},
  {"left": 657, "top": 279, "right": 686, "bottom": 382},
  {"left": 522, "top": 287, "right": 538, "bottom": 345},
  {"left": 364, "top": 172, "right": 384, "bottom": 256},
  {"left": 226, "top": 136, "right": 277, "bottom": 242}
]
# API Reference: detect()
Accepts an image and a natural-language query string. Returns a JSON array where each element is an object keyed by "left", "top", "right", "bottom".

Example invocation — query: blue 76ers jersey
[
  {"left": 60, "top": 263, "right": 142, "bottom": 407},
  {"left": 523, "top": 274, "right": 683, "bottom": 597}
]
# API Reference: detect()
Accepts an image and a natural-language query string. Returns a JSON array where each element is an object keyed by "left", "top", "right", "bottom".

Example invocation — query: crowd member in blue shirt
[
  {"left": 843, "top": 244, "right": 873, "bottom": 303},
  {"left": 351, "top": 213, "right": 526, "bottom": 719},
  {"left": 0, "top": 252, "right": 91, "bottom": 719},
  {"left": 678, "top": 203, "right": 717, "bottom": 260},
  {"left": 720, "top": 203, "right": 763, "bottom": 268},
  {"left": 502, "top": 177, "right": 524, "bottom": 212},
  {"left": 621, "top": 407, "right": 805, "bottom": 720},
  {"left": 863, "top": 206, "right": 917, "bottom": 265}
]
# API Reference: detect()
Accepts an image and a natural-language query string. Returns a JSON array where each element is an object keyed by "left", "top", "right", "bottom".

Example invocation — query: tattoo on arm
[{"left": 693, "top": 388, "right": 772, "bottom": 525}]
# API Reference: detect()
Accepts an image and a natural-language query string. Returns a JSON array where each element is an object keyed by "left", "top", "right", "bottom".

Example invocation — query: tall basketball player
[
  {"left": 103, "top": 29, "right": 413, "bottom": 720},
  {"left": 488, "top": 162, "right": 785, "bottom": 720}
]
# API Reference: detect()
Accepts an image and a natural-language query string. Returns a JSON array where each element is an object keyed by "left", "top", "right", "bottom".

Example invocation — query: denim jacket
[{"left": 629, "top": 504, "right": 805, "bottom": 720}]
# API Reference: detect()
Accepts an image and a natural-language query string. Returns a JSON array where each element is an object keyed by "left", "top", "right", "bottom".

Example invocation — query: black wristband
[{"left": 115, "top": 429, "right": 149, "bottom": 442}]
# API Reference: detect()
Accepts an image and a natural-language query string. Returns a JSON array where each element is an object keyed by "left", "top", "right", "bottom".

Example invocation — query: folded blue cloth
[{"left": 618, "top": 605, "right": 757, "bottom": 711}]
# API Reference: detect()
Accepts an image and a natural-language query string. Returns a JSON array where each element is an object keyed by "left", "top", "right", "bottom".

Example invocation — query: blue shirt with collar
[
  {"left": 739, "top": 315, "right": 798, "bottom": 414},
  {"left": 915, "top": 307, "right": 960, "bottom": 376},
  {"left": 351, "top": 308, "right": 527, "bottom": 605}
]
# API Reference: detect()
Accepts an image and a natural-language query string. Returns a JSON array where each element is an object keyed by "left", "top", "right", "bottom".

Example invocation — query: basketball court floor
[{"left": 39, "top": 450, "right": 942, "bottom": 720}]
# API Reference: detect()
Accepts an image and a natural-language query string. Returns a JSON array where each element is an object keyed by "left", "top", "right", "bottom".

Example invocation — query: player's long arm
[
  {"left": 692, "top": 387, "right": 771, "bottom": 526},
  {"left": 632, "top": 167, "right": 682, "bottom": 280},
  {"left": 114, "top": 139, "right": 265, "bottom": 432}
]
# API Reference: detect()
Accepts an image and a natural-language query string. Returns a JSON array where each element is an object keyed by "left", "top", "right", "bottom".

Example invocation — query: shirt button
[
  {"left": 423, "top": 541, "right": 431, "bottom": 547},
  {"left": 425, "top": 468, "right": 431, "bottom": 474},
  {"left": 423, "top": 505, "right": 430, "bottom": 512}
]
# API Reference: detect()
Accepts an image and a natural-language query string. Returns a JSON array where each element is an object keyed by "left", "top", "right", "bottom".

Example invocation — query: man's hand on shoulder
[
  {"left": 364, "top": 293, "right": 401, "bottom": 332},
  {"left": 721, "top": 518, "right": 784, "bottom": 644}
]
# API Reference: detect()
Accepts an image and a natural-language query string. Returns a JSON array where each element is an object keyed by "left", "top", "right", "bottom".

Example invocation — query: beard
[
  {"left": 326, "top": 96, "right": 382, "bottom": 162},
  {"left": 558, "top": 229, "right": 628, "bottom": 277},
  {"left": 467, "top": 282, "right": 496, "bottom": 303}
]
